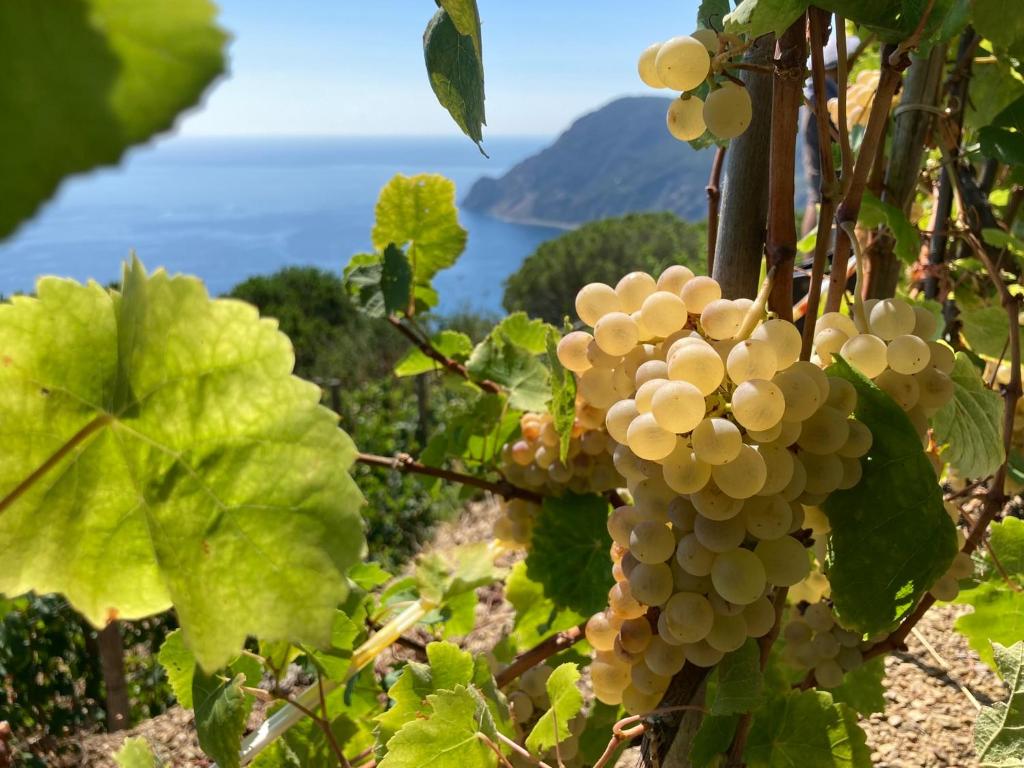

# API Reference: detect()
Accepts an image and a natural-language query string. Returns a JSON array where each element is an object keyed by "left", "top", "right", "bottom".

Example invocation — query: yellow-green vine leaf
[
  {"left": 932, "top": 352, "right": 1005, "bottom": 478},
  {"left": 114, "top": 737, "right": 162, "bottom": 768},
  {"left": 974, "top": 641, "right": 1024, "bottom": 768},
  {"left": 0, "top": 259, "right": 365, "bottom": 671},
  {"left": 525, "top": 663, "right": 583, "bottom": 754}
]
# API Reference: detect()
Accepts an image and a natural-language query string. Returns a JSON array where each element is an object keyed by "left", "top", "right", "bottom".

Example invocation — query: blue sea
[{"left": 0, "top": 136, "right": 560, "bottom": 314}]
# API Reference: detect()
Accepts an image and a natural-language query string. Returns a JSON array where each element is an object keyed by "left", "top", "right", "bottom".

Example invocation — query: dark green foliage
[
  {"left": 502, "top": 213, "right": 706, "bottom": 325},
  {"left": 228, "top": 266, "right": 399, "bottom": 387}
]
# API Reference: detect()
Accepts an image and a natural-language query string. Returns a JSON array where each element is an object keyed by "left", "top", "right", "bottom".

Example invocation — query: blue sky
[{"left": 182, "top": 0, "right": 701, "bottom": 137}]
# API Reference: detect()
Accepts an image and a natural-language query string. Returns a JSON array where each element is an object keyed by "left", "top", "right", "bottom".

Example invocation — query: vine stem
[
  {"left": 355, "top": 451, "right": 543, "bottom": 504},
  {"left": 235, "top": 599, "right": 434, "bottom": 766},
  {"left": 494, "top": 622, "right": 587, "bottom": 688},
  {"left": 386, "top": 315, "right": 501, "bottom": 394},
  {"left": 801, "top": 8, "right": 840, "bottom": 359},
  {"left": 735, "top": 266, "right": 776, "bottom": 340},
  {"left": 840, "top": 221, "right": 869, "bottom": 332},
  {"left": 706, "top": 146, "right": 726, "bottom": 276},
  {"left": 834, "top": 14, "right": 854, "bottom": 191},
  {"left": 0, "top": 413, "right": 111, "bottom": 517}
]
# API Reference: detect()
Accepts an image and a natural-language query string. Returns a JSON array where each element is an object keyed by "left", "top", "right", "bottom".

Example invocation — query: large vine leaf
[
  {"left": 394, "top": 331, "right": 473, "bottom": 377},
  {"left": 379, "top": 686, "right": 498, "bottom": 768},
  {"left": 691, "top": 714, "right": 741, "bottom": 768},
  {"left": 975, "top": 641, "right": 1024, "bottom": 767},
  {"left": 725, "top": 0, "right": 809, "bottom": 37},
  {"left": 745, "top": 690, "right": 870, "bottom": 767},
  {"left": 823, "top": 357, "right": 956, "bottom": 635},
  {"left": 467, "top": 332, "right": 550, "bottom": 412},
  {"left": 505, "top": 561, "right": 584, "bottom": 652},
  {"left": 711, "top": 639, "right": 764, "bottom": 716},
  {"left": 0, "top": 260, "right": 365, "bottom": 671},
  {"left": 0, "top": 0, "right": 227, "bottom": 240},
  {"left": 525, "top": 663, "right": 583, "bottom": 754},
  {"left": 960, "top": 304, "right": 1024, "bottom": 360},
  {"left": 932, "top": 352, "right": 1005, "bottom": 478},
  {"left": 974, "top": 0, "right": 1024, "bottom": 53},
  {"left": 158, "top": 630, "right": 198, "bottom": 709},
  {"left": 955, "top": 518, "right": 1024, "bottom": 667},
  {"left": 526, "top": 494, "right": 614, "bottom": 616},
  {"left": 817, "top": 0, "right": 964, "bottom": 44},
  {"left": 423, "top": 7, "right": 486, "bottom": 150},
  {"left": 829, "top": 657, "right": 886, "bottom": 716}
]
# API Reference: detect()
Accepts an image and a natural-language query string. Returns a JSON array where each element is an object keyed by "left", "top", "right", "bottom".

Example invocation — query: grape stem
[
  {"left": 493, "top": 732, "right": 554, "bottom": 768},
  {"left": 355, "top": 451, "right": 544, "bottom": 504},
  {"left": 840, "top": 221, "right": 869, "bottom": 332},
  {"left": 735, "top": 266, "right": 776, "bottom": 340},
  {"left": 706, "top": 145, "right": 726, "bottom": 275},
  {"left": 386, "top": 315, "right": 502, "bottom": 395},
  {"left": 494, "top": 622, "right": 586, "bottom": 687}
]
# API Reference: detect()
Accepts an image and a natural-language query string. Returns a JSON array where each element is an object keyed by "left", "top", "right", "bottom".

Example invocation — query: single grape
[
  {"left": 743, "top": 595, "right": 777, "bottom": 638},
  {"left": 744, "top": 494, "right": 793, "bottom": 540},
  {"left": 746, "top": 421, "right": 783, "bottom": 443},
  {"left": 622, "top": 684, "right": 663, "bottom": 715},
  {"left": 700, "top": 298, "right": 743, "bottom": 340},
  {"left": 607, "top": 505, "right": 641, "bottom": 547},
  {"left": 791, "top": 361, "right": 831, "bottom": 402},
  {"left": 826, "top": 376, "right": 858, "bottom": 414},
  {"left": 609, "top": 581, "right": 647, "bottom": 619},
  {"left": 586, "top": 611, "right": 622, "bottom": 652},
  {"left": 836, "top": 645, "right": 864, "bottom": 671},
  {"left": 838, "top": 420, "right": 872, "bottom": 458},
  {"left": 690, "top": 27, "right": 719, "bottom": 53},
  {"left": 930, "top": 572, "right": 959, "bottom": 601},
  {"left": 618, "top": 616, "right": 654, "bottom": 654},
  {"left": 681, "top": 640, "right": 724, "bottom": 667},
  {"left": 644, "top": 635, "right": 687, "bottom": 676},
  {"left": 662, "top": 442, "right": 713, "bottom": 494},
  {"left": 803, "top": 601, "right": 835, "bottom": 632},
  {"left": 727, "top": 339, "right": 778, "bottom": 383},
  {"left": 711, "top": 548, "right": 767, "bottom": 605},
  {"left": 635, "top": 359, "right": 670, "bottom": 387},
  {"left": 556, "top": 331, "right": 593, "bottom": 373},
  {"left": 680, "top": 275, "right": 722, "bottom": 313},
  {"left": 915, "top": 366, "right": 954, "bottom": 409},
  {"left": 692, "top": 482, "right": 744, "bottom": 521},
  {"left": 632, "top": 309, "right": 655, "bottom": 342},
  {"left": 800, "top": 451, "right": 844, "bottom": 495},
  {"left": 587, "top": 337, "right": 623, "bottom": 368},
  {"left": 817, "top": 311, "right": 859, "bottom": 338},
  {"left": 706, "top": 612, "right": 748, "bottom": 652},
  {"left": 655, "top": 35, "right": 712, "bottom": 91},
  {"left": 811, "top": 631, "right": 840, "bottom": 659},
  {"left": 594, "top": 311, "right": 640, "bottom": 356},
  {"left": 663, "top": 591, "right": 714, "bottom": 643},
  {"left": 692, "top": 417, "right": 743, "bottom": 465},
  {"left": 754, "top": 536, "right": 810, "bottom": 586},
  {"left": 875, "top": 369, "right": 920, "bottom": 410},
  {"left": 657, "top": 264, "right": 695, "bottom": 294},
  {"left": 783, "top": 618, "right": 812, "bottom": 644},
  {"left": 797, "top": 406, "right": 850, "bottom": 454},
  {"left": 840, "top": 334, "right": 888, "bottom": 378},
  {"left": 752, "top": 318, "right": 802, "bottom": 370},
  {"left": 576, "top": 282, "right": 622, "bottom": 326},
  {"left": 627, "top": 412, "right": 678, "bottom": 461},
  {"left": 754, "top": 444, "right": 795, "bottom": 497},
  {"left": 668, "top": 341, "right": 726, "bottom": 395},
  {"left": 813, "top": 658, "right": 845, "bottom": 688},
  {"left": 813, "top": 327, "right": 848, "bottom": 364},
  {"left": 635, "top": 378, "right": 667, "bottom": 413},
  {"left": 629, "top": 562, "right": 674, "bottom": 606},
  {"left": 578, "top": 367, "right": 619, "bottom": 408},
  {"left": 772, "top": 368, "right": 822, "bottom": 422},
  {"left": 638, "top": 42, "right": 665, "bottom": 88},
  {"left": 927, "top": 341, "right": 955, "bottom": 374},
  {"left": 667, "top": 95, "right": 707, "bottom": 142},
  {"left": 712, "top": 444, "right": 768, "bottom": 499},
  {"left": 703, "top": 82, "right": 753, "bottom": 140},
  {"left": 651, "top": 380, "right": 706, "bottom": 433},
  {"left": 611, "top": 272, "right": 655, "bottom": 315},
  {"left": 508, "top": 690, "right": 534, "bottom": 723},
  {"left": 731, "top": 379, "right": 786, "bottom": 431},
  {"left": 869, "top": 298, "right": 915, "bottom": 340},
  {"left": 605, "top": 399, "right": 640, "bottom": 444},
  {"left": 630, "top": 520, "right": 676, "bottom": 564},
  {"left": 887, "top": 333, "right": 930, "bottom": 374},
  {"left": 631, "top": 661, "right": 672, "bottom": 695},
  {"left": 912, "top": 305, "right": 938, "bottom": 340},
  {"left": 676, "top": 533, "right": 716, "bottom": 576}
]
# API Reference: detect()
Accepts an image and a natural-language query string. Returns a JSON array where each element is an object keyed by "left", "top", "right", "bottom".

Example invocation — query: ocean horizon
[{"left": 0, "top": 134, "right": 561, "bottom": 314}]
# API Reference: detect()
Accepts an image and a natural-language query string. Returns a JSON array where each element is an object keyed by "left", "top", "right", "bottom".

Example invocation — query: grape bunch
[
  {"left": 781, "top": 600, "right": 869, "bottom": 688},
  {"left": 810, "top": 298, "right": 955, "bottom": 444},
  {"left": 506, "top": 664, "right": 585, "bottom": 768},
  {"left": 826, "top": 69, "right": 898, "bottom": 129},
  {"left": 500, "top": 410, "right": 622, "bottom": 496},
  {"left": 637, "top": 32, "right": 753, "bottom": 142},
  {"left": 984, "top": 361, "right": 1024, "bottom": 494},
  {"left": 493, "top": 498, "right": 541, "bottom": 549},
  {"left": 556, "top": 266, "right": 874, "bottom": 712}
]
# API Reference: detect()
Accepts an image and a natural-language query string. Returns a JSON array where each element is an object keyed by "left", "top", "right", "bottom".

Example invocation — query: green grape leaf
[
  {"left": 960, "top": 304, "right": 1024, "bottom": 360},
  {"left": 711, "top": 639, "right": 764, "bottom": 716},
  {"left": 818, "top": 0, "right": 962, "bottom": 43},
  {"left": 526, "top": 494, "right": 614, "bottom": 616},
  {"left": 829, "top": 657, "right": 886, "bottom": 716},
  {"left": 372, "top": 174, "right": 467, "bottom": 308},
  {"left": 974, "top": 641, "right": 1024, "bottom": 768},
  {"left": 158, "top": 630, "right": 197, "bottom": 709},
  {"left": 348, "top": 562, "right": 392, "bottom": 591},
  {"left": 342, "top": 245, "right": 413, "bottom": 319},
  {"left": 423, "top": 9, "right": 486, "bottom": 150},
  {"left": 394, "top": 331, "right": 473, "bottom": 377},
  {"left": 745, "top": 690, "right": 870, "bottom": 767},
  {"left": 860, "top": 191, "right": 920, "bottom": 265},
  {"left": 491, "top": 313, "right": 556, "bottom": 355},
  {"left": 823, "top": 357, "right": 956, "bottom": 635},
  {"left": 932, "top": 352, "right": 1005, "bottom": 478},
  {"left": 725, "top": 0, "right": 810, "bottom": 38},
  {"left": 691, "top": 714, "right": 740, "bottom": 768},
  {"left": 0, "top": 0, "right": 226, "bottom": 240},
  {"left": 427, "top": 588, "right": 478, "bottom": 637},
  {"left": 114, "top": 737, "right": 161, "bottom": 768},
  {"left": 580, "top": 702, "right": 626, "bottom": 765},
  {"left": 438, "top": 0, "right": 483, "bottom": 60},
  {"left": 697, "top": 0, "right": 732, "bottom": 28},
  {"left": 974, "top": 0, "right": 1024, "bottom": 54},
  {"left": 381, "top": 244, "right": 414, "bottom": 315},
  {"left": 415, "top": 541, "right": 501, "bottom": 604},
  {"left": 991, "top": 517, "right": 1024, "bottom": 576},
  {"left": 467, "top": 332, "right": 550, "bottom": 411},
  {"left": 546, "top": 329, "right": 577, "bottom": 462},
  {"left": 0, "top": 260, "right": 365, "bottom": 671},
  {"left": 420, "top": 391, "right": 519, "bottom": 470},
  {"left": 193, "top": 669, "right": 254, "bottom": 768},
  {"left": 956, "top": 586, "right": 1024, "bottom": 668},
  {"left": 304, "top": 610, "right": 361, "bottom": 681},
  {"left": 505, "top": 561, "right": 584, "bottom": 652},
  {"left": 379, "top": 686, "right": 497, "bottom": 768},
  {"left": 525, "top": 663, "right": 584, "bottom": 754}
]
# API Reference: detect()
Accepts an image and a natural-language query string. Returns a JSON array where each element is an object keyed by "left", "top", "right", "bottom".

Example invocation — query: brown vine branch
[
  {"left": 801, "top": 8, "right": 840, "bottom": 359},
  {"left": 834, "top": 14, "right": 854, "bottom": 191},
  {"left": 386, "top": 315, "right": 501, "bottom": 394},
  {"left": 494, "top": 622, "right": 586, "bottom": 688},
  {"left": 825, "top": 42, "right": 911, "bottom": 311},
  {"left": 355, "top": 451, "right": 543, "bottom": 504},
  {"left": 766, "top": 16, "right": 806, "bottom": 320},
  {"left": 707, "top": 145, "right": 727, "bottom": 276}
]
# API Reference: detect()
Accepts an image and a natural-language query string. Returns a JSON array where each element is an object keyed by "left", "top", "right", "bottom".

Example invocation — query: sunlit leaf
[
  {"left": 974, "top": 641, "right": 1024, "bottom": 767},
  {"left": 932, "top": 352, "right": 1005, "bottom": 479},
  {"left": 526, "top": 663, "right": 583, "bottom": 754}
]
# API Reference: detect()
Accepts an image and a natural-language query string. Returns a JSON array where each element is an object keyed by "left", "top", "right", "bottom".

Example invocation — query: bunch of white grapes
[
  {"left": 781, "top": 600, "right": 868, "bottom": 688},
  {"left": 810, "top": 298, "right": 955, "bottom": 444},
  {"left": 500, "top": 410, "right": 622, "bottom": 496},
  {"left": 493, "top": 498, "right": 541, "bottom": 549},
  {"left": 555, "top": 265, "right": 874, "bottom": 712},
  {"left": 826, "top": 69, "right": 897, "bottom": 129},
  {"left": 984, "top": 361, "right": 1023, "bottom": 493},
  {"left": 506, "top": 664, "right": 585, "bottom": 768},
  {"left": 637, "top": 31, "right": 753, "bottom": 142}
]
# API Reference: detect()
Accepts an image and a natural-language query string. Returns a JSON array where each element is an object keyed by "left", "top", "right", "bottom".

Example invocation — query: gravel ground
[{"left": 60, "top": 502, "right": 1006, "bottom": 767}]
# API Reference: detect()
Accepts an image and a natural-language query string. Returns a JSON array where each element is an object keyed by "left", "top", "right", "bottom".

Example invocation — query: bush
[{"left": 502, "top": 212, "right": 706, "bottom": 324}]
